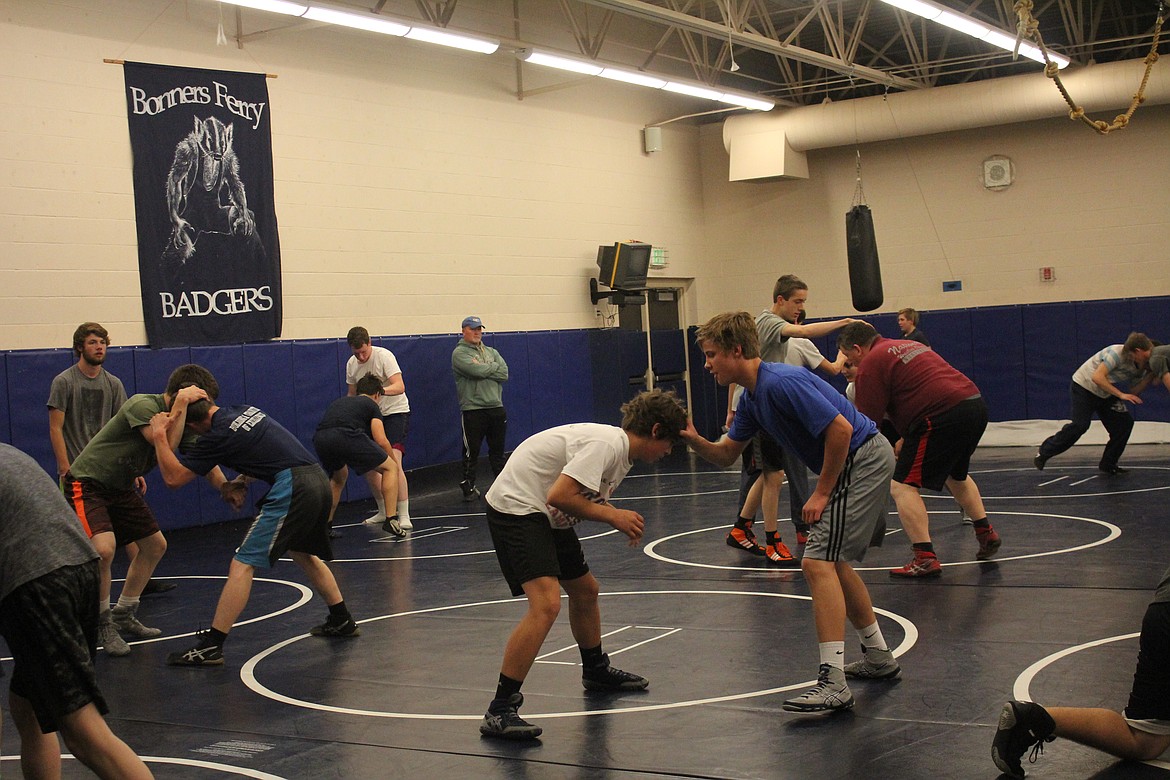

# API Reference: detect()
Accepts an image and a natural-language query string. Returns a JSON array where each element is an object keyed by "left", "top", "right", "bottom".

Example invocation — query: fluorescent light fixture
[
  {"left": 721, "top": 93, "right": 776, "bottom": 111},
  {"left": 879, "top": 0, "right": 1069, "bottom": 68},
  {"left": 663, "top": 82, "right": 726, "bottom": 101},
  {"left": 935, "top": 10, "right": 991, "bottom": 38},
  {"left": 599, "top": 68, "right": 667, "bottom": 89},
  {"left": 882, "top": 0, "right": 941, "bottom": 19},
  {"left": 303, "top": 6, "right": 409, "bottom": 35},
  {"left": 521, "top": 50, "right": 604, "bottom": 76},
  {"left": 519, "top": 49, "right": 771, "bottom": 110},
  {"left": 406, "top": 26, "right": 499, "bottom": 54},
  {"left": 220, "top": 0, "right": 307, "bottom": 14}
]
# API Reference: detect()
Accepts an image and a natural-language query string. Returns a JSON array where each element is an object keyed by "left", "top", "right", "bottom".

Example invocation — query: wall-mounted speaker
[{"left": 643, "top": 126, "right": 663, "bottom": 154}]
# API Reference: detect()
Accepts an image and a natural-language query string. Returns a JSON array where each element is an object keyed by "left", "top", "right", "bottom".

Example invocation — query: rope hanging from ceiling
[{"left": 1013, "top": 0, "right": 1164, "bottom": 134}]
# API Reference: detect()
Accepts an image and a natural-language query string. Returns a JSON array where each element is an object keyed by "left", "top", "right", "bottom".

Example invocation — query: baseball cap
[{"left": 461, "top": 316, "right": 484, "bottom": 329}]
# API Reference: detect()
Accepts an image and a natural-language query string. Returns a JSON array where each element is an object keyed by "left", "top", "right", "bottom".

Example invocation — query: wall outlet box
[{"left": 942, "top": 280, "right": 962, "bottom": 292}]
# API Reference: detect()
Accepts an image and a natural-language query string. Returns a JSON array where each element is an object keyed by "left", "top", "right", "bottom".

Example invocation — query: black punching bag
[{"left": 846, "top": 204, "right": 883, "bottom": 312}]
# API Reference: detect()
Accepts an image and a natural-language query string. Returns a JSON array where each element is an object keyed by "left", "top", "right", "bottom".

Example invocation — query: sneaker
[
  {"left": 1099, "top": 465, "right": 1129, "bottom": 475},
  {"left": 726, "top": 526, "right": 765, "bottom": 555},
  {"left": 309, "top": 617, "right": 361, "bottom": 637},
  {"left": 364, "top": 511, "right": 386, "bottom": 525},
  {"left": 141, "top": 579, "right": 177, "bottom": 595},
  {"left": 480, "top": 693, "right": 542, "bottom": 740},
  {"left": 166, "top": 634, "right": 224, "bottom": 667},
  {"left": 889, "top": 551, "right": 942, "bottom": 578},
  {"left": 843, "top": 647, "right": 902, "bottom": 680},
  {"left": 782, "top": 664, "right": 854, "bottom": 713},
  {"left": 98, "top": 614, "right": 131, "bottom": 657},
  {"left": 460, "top": 480, "right": 480, "bottom": 502},
  {"left": 991, "top": 700, "right": 1056, "bottom": 779},
  {"left": 765, "top": 542, "right": 799, "bottom": 567},
  {"left": 382, "top": 516, "right": 405, "bottom": 537},
  {"left": 1032, "top": 453, "right": 1047, "bottom": 471},
  {"left": 959, "top": 509, "right": 974, "bottom": 526},
  {"left": 111, "top": 604, "right": 162, "bottom": 638},
  {"left": 796, "top": 529, "right": 810, "bottom": 546},
  {"left": 582, "top": 657, "right": 649, "bottom": 692},
  {"left": 975, "top": 527, "right": 1002, "bottom": 560}
]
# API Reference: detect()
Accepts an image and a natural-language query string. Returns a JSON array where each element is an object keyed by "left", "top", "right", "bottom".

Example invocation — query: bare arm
[
  {"left": 48, "top": 408, "right": 70, "bottom": 477},
  {"left": 1091, "top": 363, "right": 1142, "bottom": 404},
  {"left": 369, "top": 418, "right": 393, "bottom": 456},
  {"left": 803, "top": 415, "right": 853, "bottom": 524},
  {"left": 383, "top": 372, "right": 405, "bottom": 397},
  {"left": 782, "top": 318, "right": 857, "bottom": 340},
  {"left": 148, "top": 413, "right": 198, "bottom": 489},
  {"left": 679, "top": 419, "right": 749, "bottom": 469},
  {"left": 546, "top": 474, "right": 644, "bottom": 544}
]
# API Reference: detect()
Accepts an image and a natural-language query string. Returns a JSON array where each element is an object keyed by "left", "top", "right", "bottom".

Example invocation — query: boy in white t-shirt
[{"left": 479, "top": 389, "right": 688, "bottom": 741}]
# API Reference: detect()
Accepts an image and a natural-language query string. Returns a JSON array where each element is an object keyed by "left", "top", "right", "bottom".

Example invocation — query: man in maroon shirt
[{"left": 837, "top": 322, "right": 1001, "bottom": 577}]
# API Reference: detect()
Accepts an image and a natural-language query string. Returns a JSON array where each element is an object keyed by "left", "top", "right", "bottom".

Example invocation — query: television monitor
[{"left": 596, "top": 241, "right": 651, "bottom": 290}]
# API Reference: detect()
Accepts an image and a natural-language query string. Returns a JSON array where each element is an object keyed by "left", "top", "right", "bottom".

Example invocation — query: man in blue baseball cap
[{"left": 452, "top": 316, "right": 509, "bottom": 501}]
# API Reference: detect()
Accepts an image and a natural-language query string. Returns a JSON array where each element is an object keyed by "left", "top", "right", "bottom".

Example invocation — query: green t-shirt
[{"left": 69, "top": 393, "right": 169, "bottom": 490}]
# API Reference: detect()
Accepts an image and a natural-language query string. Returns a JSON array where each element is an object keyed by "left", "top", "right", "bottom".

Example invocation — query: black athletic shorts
[
  {"left": 1124, "top": 601, "right": 1170, "bottom": 730},
  {"left": 62, "top": 476, "right": 160, "bottom": 545},
  {"left": 383, "top": 412, "right": 410, "bottom": 451},
  {"left": 894, "top": 397, "right": 988, "bottom": 492},
  {"left": 754, "top": 431, "right": 785, "bottom": 472},
  {"left": 0, "top": 561, "right": 107, "bottom": 733},
  {"left": 313, "top": 428, "right": 388, "bottom": 476},
  {"left": 486, "top": 504, "right": 589, "bottom": 597}
]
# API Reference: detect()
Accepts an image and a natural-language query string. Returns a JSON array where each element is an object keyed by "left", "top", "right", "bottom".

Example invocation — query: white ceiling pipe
[{"left": 723, "top": 57, "right": 1170, "bottom": 180}]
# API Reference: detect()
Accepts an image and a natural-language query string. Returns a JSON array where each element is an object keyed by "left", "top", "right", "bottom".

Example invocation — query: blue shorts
[{"left": 235, "top": 466, "right": 333, "bottom": 568}]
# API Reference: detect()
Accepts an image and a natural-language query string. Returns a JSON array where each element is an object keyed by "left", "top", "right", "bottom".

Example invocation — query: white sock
[
  {"left": 397, "top": 500, "right": 409, "bottom": 523},
  {"left": 116, "top": 596, "right": 140, "bottom": 611},
  {"left": 856, "top": 621, "right": 888, "bottom": 651},
  {"left": 819, "top": 641, "right": 846, "bottom": 670},
  {"left": 374, "top": 493, "right": 386, "bottom": 515}
]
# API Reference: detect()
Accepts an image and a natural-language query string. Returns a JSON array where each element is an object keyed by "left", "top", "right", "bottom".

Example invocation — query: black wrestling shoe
[{"left": 991, "top": 700, "right": 1055, "bottom": 779}]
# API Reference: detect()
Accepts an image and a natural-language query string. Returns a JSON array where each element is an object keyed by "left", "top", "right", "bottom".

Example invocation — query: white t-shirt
[
  {"left": 486, "top": 423, "right": 632, "bottom": 528},
  {"left": 784, "top": 337, "right": 826, "bottom": 370},
  {"left": 345, "top": 346, "right": 410, "bottom": 415},
  {"left": 1071, "top": 344, "right": 1147, "bottom": 399}
]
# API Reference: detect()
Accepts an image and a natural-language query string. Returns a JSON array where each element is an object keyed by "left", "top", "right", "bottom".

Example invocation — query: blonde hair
[{"left": 695, "top": 312, "right": 759, "bottom": 359}]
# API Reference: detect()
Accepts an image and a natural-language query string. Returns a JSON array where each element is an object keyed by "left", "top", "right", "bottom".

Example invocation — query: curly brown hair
[{"left": 621, "top": 389, "right": 687, "bottom": 442}]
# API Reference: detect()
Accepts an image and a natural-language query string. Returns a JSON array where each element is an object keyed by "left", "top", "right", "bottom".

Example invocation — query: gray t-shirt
[
  {"left": 755, "top": 310, "right": 790, "bottom": 363},
  {"left": 0, "top": 444, "right": 98, "bottom": 602},
  {"left": 1149, "top": 345, "right": 1170, "bottom": 381},
  {"left": 47, "top": 364, "right": 128, "bottom": 463}
]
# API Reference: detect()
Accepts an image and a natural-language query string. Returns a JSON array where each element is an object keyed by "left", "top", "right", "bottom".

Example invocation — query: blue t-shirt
[
  {"left": 729, "top": 362, "right": 878, "bottom": 474},
  {"left": 178, "top": 405, "right": 316, "bottom": 484}
]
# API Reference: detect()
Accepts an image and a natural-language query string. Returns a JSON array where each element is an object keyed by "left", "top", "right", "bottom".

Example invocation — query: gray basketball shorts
[{"left": 803, "top": 434, "right": 896, "bottom": 563}]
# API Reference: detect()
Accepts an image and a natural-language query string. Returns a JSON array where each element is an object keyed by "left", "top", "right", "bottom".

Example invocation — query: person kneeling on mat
[{"left": 479, "top": 389, "right": 687, "bottom": 740}]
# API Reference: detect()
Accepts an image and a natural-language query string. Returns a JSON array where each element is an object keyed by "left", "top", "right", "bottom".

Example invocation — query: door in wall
[{"left": 617, "top": 288, "right": 690, "bottom": 411}]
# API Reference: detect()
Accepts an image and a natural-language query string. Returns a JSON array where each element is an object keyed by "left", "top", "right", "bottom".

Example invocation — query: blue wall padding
[
  {"left": 1022, "top": 303, "right": 1079, "bottom": 420},
  {"left": 925, "top": 309, "right": 975, "bottom": 380},
  {"left": 650, "top": 329, "right": 686, "bottom": 374},
  {"left": 969, "top": 306, "right": 1027, "bottom": 421},
  {"left": 589, "top": 330, "right": 626, "bottom": 426},
  {"left": 556, "top": 330, "right": 595, "bottom": 424},
  {"left": 5, "top": 296, "right": 1170, "bottom": 529},
  {"left": 7, "top": 349, "right": 73, "bottom": 468},
  {"left": 527, "top": 331, "right": 567, "bottom": 432},
  {"left": 1075, "top": 299, "right": 1132, "bottom": 360},
  {"left": 103, "top": 347, "right": 138, "bottom": 395},
  {"left": 686, "top": 326, "right": 723, "bottom": 439},
  {"left": 488, "top": 333, "right": 533, "bottom": 449}
]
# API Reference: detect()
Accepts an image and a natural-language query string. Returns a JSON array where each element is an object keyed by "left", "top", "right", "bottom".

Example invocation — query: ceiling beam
[{"left": 575, "top": 0, "right": 924, "bottom": 91}]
